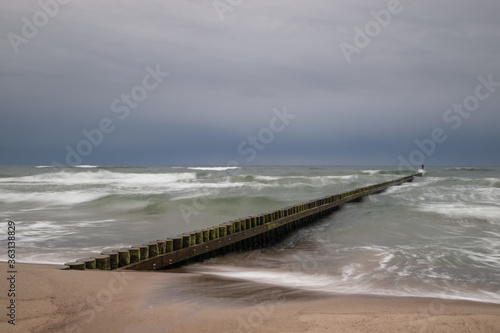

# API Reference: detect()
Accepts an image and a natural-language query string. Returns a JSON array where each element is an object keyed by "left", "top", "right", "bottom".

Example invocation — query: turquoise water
[{"left": 1, "top": 165, "right": 499, "bottom": 303}]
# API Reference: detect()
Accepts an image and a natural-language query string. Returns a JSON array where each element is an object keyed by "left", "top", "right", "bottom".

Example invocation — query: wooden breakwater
[{"left": 64, "top": 173, "right": 422, "bottom": 271}]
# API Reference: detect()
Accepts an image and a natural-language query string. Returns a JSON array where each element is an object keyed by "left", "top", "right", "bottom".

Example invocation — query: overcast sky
[{"left": 1, "top": 0, "right": 499, "bottom": 166}]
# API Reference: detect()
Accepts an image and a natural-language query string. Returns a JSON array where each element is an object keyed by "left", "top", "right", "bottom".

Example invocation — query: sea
[{"left": 1, "top": 165, "right": 499, "bottom": 304}]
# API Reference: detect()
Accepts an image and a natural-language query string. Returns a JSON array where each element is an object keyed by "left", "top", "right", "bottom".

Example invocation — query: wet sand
[{"left": 1, "top": 262, "right": 499, "bottom": 333}]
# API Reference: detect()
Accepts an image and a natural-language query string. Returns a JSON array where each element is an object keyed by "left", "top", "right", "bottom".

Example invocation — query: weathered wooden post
[
  {"left": 165, "top": 239, "right": 174, "bottom": 253},
  {"left": 172, "top": 237, "right": 183, "bottom": 251},
  {"left": 118, "top": 249, "right": 130, "bottom": 267},
  {"left": 195, "top": 230, "right": 203, "bottom": 244},
  {"left": 128, "top": 248, "right": 140, "bottom": 264},
  {"left": 64, "top": 262, "right": 86, "bottom": 270},
  {"left": 156, "top": 240, "right": 167, "bottom": 254},
  {"left": 101, "top": 251, "right": 119, "bottom": 270},
  {"left": 77, "top": 258, "right": 96, "bottom": 269},
  {"left": 145, "top": 242, "right": 159, "bottom": 258},
  {"left": 93, "top": 255, "right": 111, "bottom": 270},
  {"left": 131, "top": 244, "right": 149, "bottom": 260},
  {"left": 181, "top": 234, "right": 191, "bottom": 248}
]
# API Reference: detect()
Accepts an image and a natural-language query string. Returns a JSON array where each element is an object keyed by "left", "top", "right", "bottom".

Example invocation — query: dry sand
[{"left": 1, "top": 262, "right": 499, "bottom": 333}]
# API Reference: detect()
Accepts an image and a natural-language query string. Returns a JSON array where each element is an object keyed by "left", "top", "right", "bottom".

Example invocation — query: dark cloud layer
[{"left": 1, "top": 0, "right": 499, "bottom": 166}]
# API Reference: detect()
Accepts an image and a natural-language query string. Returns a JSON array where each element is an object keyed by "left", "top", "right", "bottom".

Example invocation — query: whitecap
[
  {"left": 0, "top": 170, "right": 197, "bottom": 187},
  {"left": 188, "top": 166, "right": 241, "bottom": 171},
  {"left": 0, "top": 190, "right": 107, "bottom": 206},
  {"left": 415, "top": 203, "right": 500, "bottom": 224},
  {"left": 254, "top": 175, "right": 282, "bottom": 181},
  {"left": 361, "top": 170, "right": 381, "bottom": 175}
]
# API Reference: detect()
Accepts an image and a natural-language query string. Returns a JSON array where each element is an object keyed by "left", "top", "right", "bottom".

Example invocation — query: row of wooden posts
[{"left": 64, "top": 173, "right": 421, "bottom": 271}]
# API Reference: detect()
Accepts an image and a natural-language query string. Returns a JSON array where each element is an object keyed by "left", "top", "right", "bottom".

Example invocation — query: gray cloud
[{"left": 1, "top": 0, "right": 499, "bottom": 166}]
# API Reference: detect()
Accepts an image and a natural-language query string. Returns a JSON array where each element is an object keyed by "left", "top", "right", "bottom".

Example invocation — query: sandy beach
[{"left": 1, "top": 262, "right": 499, "bottom": 333}]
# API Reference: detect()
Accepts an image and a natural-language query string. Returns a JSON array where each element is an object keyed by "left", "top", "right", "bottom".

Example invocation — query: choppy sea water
[{"left": 1, "top": 165, "right": 499, "bottom": 303}]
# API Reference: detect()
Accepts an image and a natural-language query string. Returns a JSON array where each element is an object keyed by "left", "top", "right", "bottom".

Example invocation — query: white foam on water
[
  {"left": 293, "top": 175, "right": 357, "bottom": 188},
  {"left": 448, "top": 167, "right": 485, "bottom": 171},
  {"left": 416, "top": 203, "right": 500, "bottom": 224},
  {"left": 169, "top": 181, "right": 270, "bottom": 200},
  {"left": 378, "top": 253, "right": 395, "bottom": 270},
  {"left": 254, "top": 175, "right": 281, "bottom": 181},
  {"left": 328, "top": 175, "right": 356, "bottom": 180},
  {"left": 340, "top": 263, "right": 366, "bottom": 282},
  {"left": 2, "top": 165, "right": 499, "bottom": 303},
  {"left": 382, "top": 178, "right": 500, "bottom": 209},
  {"left": 194, "top": 265, "right": 372, "bottom": 294},
  {"left": 188, "top": 166, "right": 241, "bottom": 171},
  {"left": 35, "top": 165, "right": 99, "bottom": 169},
  {"left": 417, "top": 168, "right": 427, "bottom": 175},
  {"left": 249, "top": 175, "right": 357, "bottom": 192},
  {"left": 14, "top": 242, "right": 131, "bottom": 265},
  {"left": 485, "top": 177, "right": 500, "bottom": 184},
  {"left": 14, "top": 219, "right": 118, "bottom": 243},
  {"left": 361, "top": 170, "right": 381, "bottom": 175}
]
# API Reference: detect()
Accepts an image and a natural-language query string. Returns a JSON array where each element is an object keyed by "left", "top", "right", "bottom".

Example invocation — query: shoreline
[{"left": 1, "top": 262, "right": 500, "bottom": 332}]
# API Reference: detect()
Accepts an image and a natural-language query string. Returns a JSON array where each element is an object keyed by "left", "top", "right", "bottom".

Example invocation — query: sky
[{"left": 1, "top": 0, "right": 499, "bottom": 167}]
